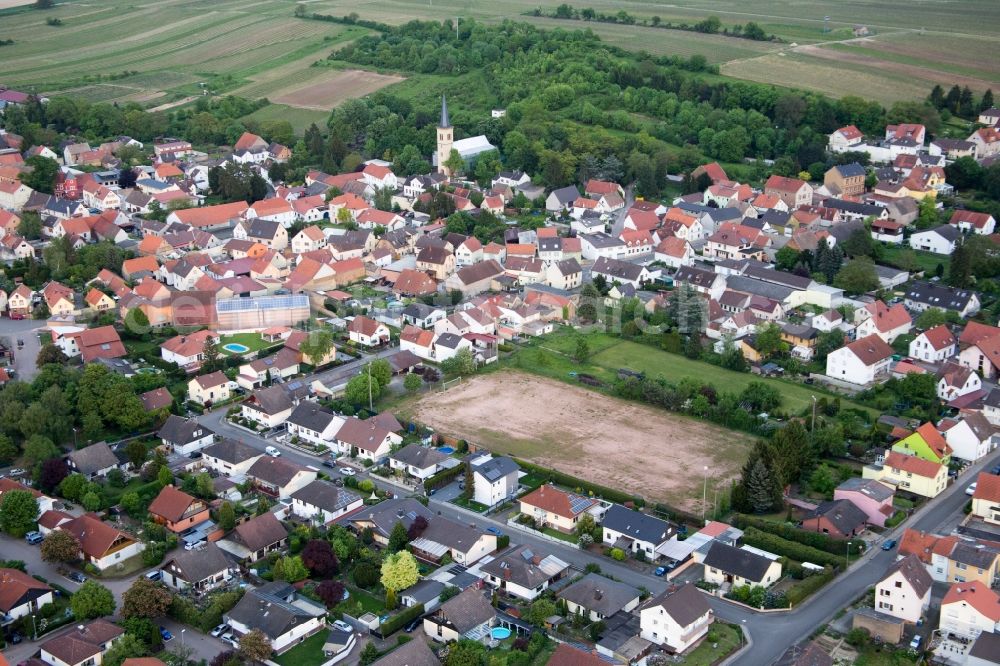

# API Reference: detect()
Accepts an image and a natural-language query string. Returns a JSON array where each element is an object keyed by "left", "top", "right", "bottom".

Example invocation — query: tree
[
  {"left": 36, "top": 344, "right": 68, "bottom": 366},
  {"left": 406, "top": 515, "right": 428, "bottom": 541},
  {"left": 916, "top": 307, "right": 947, "bottom": 330},
  {"left": 121, "top": 578, "right": 172, "bottom": 618},
  {"left": 0, "top": 489, "right": 39, "bottom": 537},
  {"left": 316, "top": 579, "right": 346, "bottom": 608},
  {"left": 403, "top": 373, "right": 421, "bottom": 393},
  {"left": 573, "top": 337, "right": 590, "bottom": 362},
  {"left": 833, "top": 258, "right": 880, "bottom": 295},
  {"left": 59, "top": 473, "right": 88, "bottom": 501},
  {"left": 125, "top": 440, "right": 148, "bottom": 468},
  {"left": 815, "top": 329, "right": 844, "bottom": 363},
  {"left": 71, "top": 580, "right": 116, "bottom": 619},
  {"left": 157, "top": 465, "right": 173, "bottom": 487},
  {"left": 441, "top": 348, "right": 476, "bottom": 376},
  {"left": 22, "top": 156, "right": 59, "bottom": 194},
  {"left": 444, "top": 640, "right": 486, "bottom": 666},
  {"left": 41, "top": 529, "right": 80, "bottom": 563},
  {"left": 381, "top": 551, "right": 419, "bottom": 592},
  {"left": 387, "top": 521, "right": 409, "bottom": 553},
  {"left": 218, "top": 501, "right": 236, "bottom": 530},
  {"left": 774, "top": 245, "right": 800, "bottom": 272},
  {"left": 38, "top": 457, "right": 68, "bottom": 492},
  {"left": 359, "top": 642, "right": 380, "bottom": 666},
  {"left": 525, "top": 598, "right": 557, "bottom": 625},
  {"left": 297, "top": 329, "right": 334, "bottom": 366},
  {"left": 754, "top": 323, "right": 785, "bottom": 360},
  {"left": 82, "top": 491, "right": 101, "bottom": 512},
  {"left": 841, "top": 228, "right": 877, "bottom": 259},
  {"left": 915, "top": 197, "right": 939, "bottom": 230},
  {"left": 344, "top": 373, "right": 381, "bottom": 407},
  {"left": 239, "top": 629, "right": 273, "bottom": 665},
  {"left": 101, "top": 634, "right": 148, "bottom": 666},
  {"left": 301, "top": 539, "right": 339, "bottom": 578},
  {"left": 23, "top": 434, "right": 58, "bottom": 465},
  {"left": 121, "top": 492, "right": 144, "bottom": 519},
  {"left": 444, "top": 149, "right": 465, "bottom": 176},
  {"left": 744, "top": 457, "right": 781, "bottom": 514},
  {"left": 277, "top": 555, "right": 309, "bottom": 582},
  {"left": 353, "top": 562, "right": 379, "bottom": 589}
]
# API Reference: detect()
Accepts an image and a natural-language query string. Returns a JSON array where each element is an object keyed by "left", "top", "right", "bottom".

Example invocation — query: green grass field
[
  {"left": 530, "top": 329, "right": 876, "bottom": 417},
  {"left": 218, "top": 333, "right": 281, "bottom": 356}
]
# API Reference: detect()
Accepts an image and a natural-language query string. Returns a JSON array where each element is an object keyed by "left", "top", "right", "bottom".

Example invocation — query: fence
[{"left": 505, "top": 518, "right": 580, "bottom": 549}]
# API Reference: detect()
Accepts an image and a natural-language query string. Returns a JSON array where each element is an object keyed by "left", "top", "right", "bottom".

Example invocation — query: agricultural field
[
  {"left": 269, "top": 69, "right": 405, "bottom": 110},
  {"left": 408, "top": 371, "right": 753, "bottom": 510}
]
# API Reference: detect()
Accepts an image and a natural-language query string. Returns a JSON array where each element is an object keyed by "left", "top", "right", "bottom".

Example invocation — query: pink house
[{"left": 834, "top": 477, "right": 895, "bottom": 528}]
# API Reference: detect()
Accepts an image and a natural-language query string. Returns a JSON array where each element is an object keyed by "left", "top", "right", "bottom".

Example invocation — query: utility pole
[
  {"left": 701, "top": 465, "right": 709, "bottom": 523},
  {"left": 811, "top": 395, "right": 817, "bottom": 433},
  {"left": 367, "top": 363, "right": 373, "bottom": 412}
]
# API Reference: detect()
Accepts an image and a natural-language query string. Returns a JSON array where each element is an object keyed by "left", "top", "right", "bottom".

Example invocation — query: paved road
[
  {"left": 0, "top": 317, "right": 46, "bottom": 381},
  {"left": 312, "top": 346, "right": 399, "bottom": 392}
]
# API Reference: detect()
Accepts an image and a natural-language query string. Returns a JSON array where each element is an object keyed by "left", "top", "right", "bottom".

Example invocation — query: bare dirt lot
[
  {"left": 0, "top": 0, "right": 32, "bottom": 7},
  {"left": 409, "top": 371, "right": 753, "bottom": 511},
  {"left": 271, "top": 69, "right": 405, "bottom": 111}
]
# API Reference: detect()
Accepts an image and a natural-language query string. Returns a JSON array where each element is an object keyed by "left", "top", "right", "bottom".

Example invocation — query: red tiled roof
[
  {"left": 973, "top": 472, "right": 1000, "bottom": 503},
  {"left": 942, "top": 581, "right": 1000, "bottom": 621},
  {"left": 885, "top": 450, "right": 942, "bottom": 479},
  {"left": 519, "top": 484, "right": 595, "bottom": 519}
]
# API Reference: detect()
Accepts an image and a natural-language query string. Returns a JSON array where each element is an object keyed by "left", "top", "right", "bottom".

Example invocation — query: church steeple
[{"left": 439, "top": 94, "right": 451, "bottom": 129}]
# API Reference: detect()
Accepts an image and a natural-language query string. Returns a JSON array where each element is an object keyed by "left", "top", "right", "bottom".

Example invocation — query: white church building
[{"left": 433, "top": 95, "right": 497, "bottom": 175}]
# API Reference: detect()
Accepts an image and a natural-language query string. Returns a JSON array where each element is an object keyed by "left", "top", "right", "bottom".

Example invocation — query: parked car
[
  {"left": 211, "top": 625, "right": 227, "bottom": 638},
  {"left": 909, "top": 635, "right": 922, "bottom": 650},
  {"left": 221, "top": 631, "right": 234, "bottom": 645},
  {"left": 339, "top": 467, "right": 355, "bottom": 477},
  {"left": 882, "top": 539, "right": 898, "bottom": 551},
  {"left": 9, "top": 468, "right": 24, "bottom": 477},
  {"left": 9, "top": 313, "right": 24, "bottom": 320},
  {"left": 654, "top": 566, "right": 667, "bottom": 576},
  {"left": 68, "top": 572, "right": 86, "bottom": 583},
  {"left": 332, "top": 620, "right": 352, "bottom": 633},
  {"left": 265, "top": 446, "right": 281, "bottom": 457},
  {"left": 967, "top": 482, "right": 978, "bottom": 496},
  {"left": 486, "top": 526, "right": 503, "bottom": 536},
  {"left": 404, "top": 618, "right": 422, "bottom": 632},
  {"left": 991, "top": 464, "right": 1000, "bottom": 475},
  {"left": 25, "top": 531, "right": 43, "bottom": 545},
  {"left": 145, "top": 570, "right": 162, "bottom": 581},
  {"left": 322, "top": 460, "right": 335, "bottom": 469},
  {"left": 159, "top": 627, "right": 173, "bottom": 641}
]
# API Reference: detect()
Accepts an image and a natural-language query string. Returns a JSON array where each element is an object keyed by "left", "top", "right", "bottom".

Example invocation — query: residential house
[
  {"left": 892, "top": 422, "right": 952, "bottom": 464},
  {"left": 907, "top": 281, "right": 980, "bottom": 318},
  {"left": 66, "top": 442, "right": 119, "bottom": 480},
  {"left": 654, "top": 237, "right": 695, "bottom": 269},
  {"left": 940, "top": 412, "right": 996, "bottom": 462},
  {"left": 909, "top": 225, "right": 960, "bottom": 254},
  {"left": 479, "top": 544, "right": 570, "bottom": 601},
  {"left": 148, "top": 485, "right": 210, "bottom": 533},
  {"left": 347, "top": 316, "right": 390, "bottom": 347},
  {"left": 284, "top": 402, "right": 343, "bottom": 447},
  {"left": 56, "top": 514, "right": 144, "bottom": 570},
  {"left": 875, "top": 554, "right": 932, "bottom": 623},
  {"left": 407, "top": 514, "right": 497, "bottom": 566},
  {"left": 939, "top": 581, "right": 1000, "bottom": 640},
  {"left": 579, "top": 233, "right": 625, "bottom": 261},
  {"left": 829, "top": 125, "right": 864, "bottom": 151},
  {"left": 241, "top": 385, "right": 296, "bottom": 428},
  {"left": 161, "top": 330, "right": 220, "bottom": 368},
  {"left": 0, "top": 567, "right": 54, "bottom": 621},
  {"left": 58, "top": 326, "right": 127, "bottom": 363},
  {"left": 639, "top": 583, "right": 713, "bottom": 654},
  {"left": 909, "top": 325, "right": 956, "bottom": 363},
  {"left": 972, "top": 473, "right": 1000, "bottom": 526},
  {"left": 225, "top": 582, "right": 326, "bottom": 654},
  {"left": 333, "top": 416, "right": 402, "bottom": 462},
  {"left": 558, "top": 574, "right": 640, "bottom": 624},
  {"left": 765, "top": 175, "right": 813, "bottom": 208},
  {"left": 855, "top": 301, "right": 911, "bottom": 343},
  {"left": 834, "top": 478, "right": 895, "bottom": 528},
  {"left": 235, "top": 348, "right": 300, "bottom": 390},
  {"left": 389, "top": 444, "right": 451, "bottom": 481},
  {"left": 444, "top": 260, "right": 506, "bottom": 296},
  {"left": 968, "top": 632, "right": 1000, "bottom": 666},
  {"left": 200, "top": 438, "right": 263, "bottom": 477},
  {"left": 824, "top": 163, "right": 867, "bottom": 196},
  {"left": 470, "top": 455, "right": 520, "bottom": 508},
  {"left": 160, "top": 542, "right": 233, "bottom": 592},
  {"left": 291, "top": 227, "right": 327, "bottom": 254},
  {"left": 289, "top": 480, "right": 363, "bottom": 525},
  {"left": 157, "top": 415, "right": 215, "bottom": 455},
  {"left": 938, "top": 361, "right": 982, "bottom": 401},
  {"left": 186, "top": 371, "right": 231, "bottom": 406},
  {"left": 519, "top": 484, "right": 598, "bottom": 533},
  {"left": 543, "top": 258, "right": 582, "bottom": 291},
  {"left": 247, "top": 456, "right": 317, "bottom": 499},
  {"left": 591, "top": 256, "right": 652, "bottom": 289},
  {"left": 346, "top": 498, "right": 432, "bottom": 547},
  {"left": 862, "top": 451, "right": 948, "bottom": 498},
  {"left": 423, "top": 587, "right": 496, "bottom": 643},
  {"left": 40, "top": 620, "right": 124, "bottom": 666},
  {"left": 800, "top": 499, "right": 867, "bottom": 539},
  {"left": 951, "top": 210, "right": 997, "bottom": 236},
  {"left": 825, "top": 334, "right": 894, "bottom": 386},
  {"left": 701, "top": 541, "right": 782, "bottom": 589},
  {"left": 218, "top": 511, "right": 288, "bottom": 562},
  {"left": 601, "top": 504, "right": 674, "bottom": 558}
]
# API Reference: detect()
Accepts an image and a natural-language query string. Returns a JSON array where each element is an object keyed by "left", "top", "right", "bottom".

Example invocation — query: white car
[
  {"left": 211, "top": 624, "right": 227, "bottom": 638},
  {"left": 265, "top": 446, "right": 281, "bottom": 457},
  {"left": 967, "top": 482, "right": 978, "bottom": 496},
  {"left": 339, "top": 467, "right": 355, "bottom": 477},
  {"left": 8, "top": 468, "right": 25, "bottom": 476},
  {"left": 332, "top": 620, "right": 352, "bottom": 633}
]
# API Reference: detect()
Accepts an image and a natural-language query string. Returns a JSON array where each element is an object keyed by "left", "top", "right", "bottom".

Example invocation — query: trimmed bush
[
  {"left": 424, "top": 465, "right": 464, "bottom": 491},
  {"left": 786, "top": 567, "right": 835, "bottom": 606},
  {"left": 740, "top": 527, "right": 841, "bottom": 568},
  {"left": 513, "top": 458, "right": 644, "bottom": 507},
  {"left": 376, "top": 603, "right": 424, "bottom": 637},
  {"left": 732, "top": 514, "right": 863, "bottom": 555}
]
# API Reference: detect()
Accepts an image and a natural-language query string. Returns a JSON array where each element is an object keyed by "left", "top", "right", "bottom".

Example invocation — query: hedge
[
  {"left": 512, "top": 458, "right": 644, "bottom": 507},
  {"left": 732, "top": 514, "right": 864, "bottom": 555},
  {"left": 424, "top": 465, "right": 464, "bottom": 491},
  {"left": 786, "top": 567, "right": 836, "bottom": 606},
  {"left": 740, "top": 527, "right": 841, "bottom": 568},
  {"left": 376, "top": 603, "right": 425, "bottom": 638}
]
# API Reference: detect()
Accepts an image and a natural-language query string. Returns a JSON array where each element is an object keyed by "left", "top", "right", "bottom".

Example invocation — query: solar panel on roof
[
  {"left": 568, "top": 494, "right": 593, "bottom": 514},
  {"left": 521, "top": 548, "right": 534, "bottom": 561},
  {"left": 217, "top": 294, "right": 308, "bottom": 313}
]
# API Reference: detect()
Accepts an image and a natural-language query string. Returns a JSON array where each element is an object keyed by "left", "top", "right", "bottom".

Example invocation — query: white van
[{"left": 265, "top": 446, "right": 281, "bottom": 457}]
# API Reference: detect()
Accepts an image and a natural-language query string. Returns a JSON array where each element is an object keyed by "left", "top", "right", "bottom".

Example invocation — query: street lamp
[
  {"left": 811, "top": 395, "right": 817, "bottom": 434},
  {"left": 702, "top": 465, "right": 709, "bottom": 523},
  {"left": 181, "top": 629, "right": 186, "bottom": 648},
  {"left": 846, "top": 541, "right": 852, "bottom": 570}
]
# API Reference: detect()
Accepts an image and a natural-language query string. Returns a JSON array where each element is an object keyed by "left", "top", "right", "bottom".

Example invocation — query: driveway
[{"left": 0, "top": 317, "right": 46, "bottom": 381}]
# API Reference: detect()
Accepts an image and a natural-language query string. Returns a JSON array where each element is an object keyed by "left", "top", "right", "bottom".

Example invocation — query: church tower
[{"left": 436, "top": 94, "right": 454, "bottom": 176}]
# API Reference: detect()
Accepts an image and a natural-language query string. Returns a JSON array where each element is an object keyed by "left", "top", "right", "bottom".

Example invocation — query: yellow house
[
  {"left": 518, "top": 484, "right": 598, "bottom": 533},
  {"left": 862, "top": 451, "right": 947, "bottom": 498},
  {"left": 971, "top": 472, "right": 1000, "bottom": 526},
  {"left": 85, "top": 288, "right": 116, "bottom": 313},
  {"left": 946, "top": 545, "right": 1000, "bottom": 587},
  {"left": 42, "top": 282, "right": 77, "bottom": 317},
  {"left": 186, "top": 371, "right": 231, "bottom": 406}
]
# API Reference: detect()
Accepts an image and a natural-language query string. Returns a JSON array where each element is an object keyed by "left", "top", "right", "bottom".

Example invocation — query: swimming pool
[
  {"left": 438, "top": 446, "right": 454, "bottom": 454},
  {"left": 135, "top": 367, "right": 159, "bottom": 375},
  {"left": 222, "top": 343, "right": 250, "bottom": 354},
  {"left": 490, "top": 628, "right": 512, "bottom": 640}
]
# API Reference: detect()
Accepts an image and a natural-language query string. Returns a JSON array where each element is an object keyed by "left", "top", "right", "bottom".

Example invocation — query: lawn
[
  {"left": 218, "top": 333, "right": 282, "bottom": 356},
  {"left": 338, "top": 584, "right": 385, "bottom": 615},
  {"left": 451, "top": 497, "right": 489, "bottom": 513},
  {"left": 532, "top": 328, "right": 876, "bottom": 417},
  {"left": 274, "top": 630, "right": 328, "bottom": 666},
  {"left": 682, "top": 622, "right": 743, "bottom": 666},
  {"left": 878, "top": 245, "right": 947, "bottom": 278},
  {"left": 542, "top": 527, "right": 579, "bottom": 543}
]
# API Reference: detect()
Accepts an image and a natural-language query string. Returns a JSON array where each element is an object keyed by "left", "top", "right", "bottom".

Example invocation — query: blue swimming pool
[
  {"left": 491, "top": 628, "right": 512, "bottom": 640},
  {"left": 222, "top": 343, "right": 250, "bottom": 354},
  {"left": 438, "top": 446, "right": 454, "bottom": 454}
]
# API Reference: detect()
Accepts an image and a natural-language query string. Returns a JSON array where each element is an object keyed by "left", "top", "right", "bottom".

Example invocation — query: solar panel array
[
  {"left": 568, "top": 493, "right": 594, "bottom": 515},
  {"left": 216, "top": 294, "right": 309, "bottom": 313}
]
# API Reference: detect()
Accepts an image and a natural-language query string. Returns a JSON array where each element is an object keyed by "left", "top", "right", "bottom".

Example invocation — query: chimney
[
  {"left": 503, "top": 568, "right": 511, "bottom": 580},
  {"left": 594, "top": 589, "right": 603, "bottom": 601},
  {"left": 532, "top": 556, "right": 541, "bottom": 565}
]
